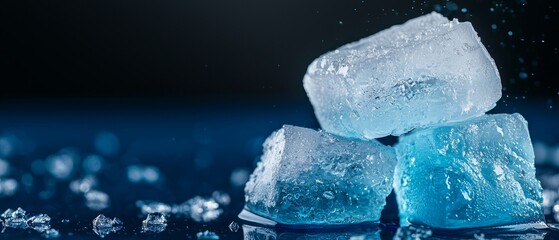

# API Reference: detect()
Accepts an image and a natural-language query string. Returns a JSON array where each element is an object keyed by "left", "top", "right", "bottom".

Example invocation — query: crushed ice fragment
[
  {"left": 92, "top": 214, "right": 123, "bottom": 238},
  {"left": 243, "top": 125, "right": 396, "bottom": 225},
  {"left": 394, "top": 114, "right": 545, "bottom": 229},
  {"left": 94, "top": 131, "right": 120, "bottom": 157},
  {"left": 197, "top": 230, "right": 219, "bottom": 239},
  {"left": 228, "top": 221, "right": 239, "bottom": 232},
  {"left": 26, "top": 214, "right": 51, "bottom": 232},
  {"left": 85, "top": 190, "right": 110, "bottom": 210},
  {"left": 3, "top": 207, "right": 28, "bottom": 229},
  {"left": 42, "top": 228, "right": 60, "bottom": 238},
  {"left": 187, "top": 196, "right": 223, "bottom": 223},
  {"left": 211, "top": 190, "right": 231, "bottom": 206},
  {"left": 136, "top": 200, "right": 172, "bottom": 216},
  {"left": 303, "top": 12, "right": 501, "bottom": 139},
  {"left": 142, "top": 213, "right": 167, "bottom": 233}
]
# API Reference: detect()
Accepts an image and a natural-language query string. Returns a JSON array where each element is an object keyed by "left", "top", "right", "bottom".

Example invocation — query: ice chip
[
  {"left": 394, "top": 114, "right": 544, "bottom": 229},
  {"left": 243, "top": 125, "right": 397, "bottom": 225},
  {"left": 142, "top": 212, "right": 167, "bottom": 233},
  {"left": 26, "top": 214, "right": 51, "bottom": 232},
  {"left": 228, "top": 221, "right": 239, "bottom": 232},
  {"left": 303, "top": 12, "right": 502, "bottom": 139},
  {"left": 92, "top": 214, "right": 123, "bottom": 238},
  {"left": 3, "top": 207, "right": 28, "bottom": 229},
  {"left": 197, "top": 230, "right": 220, "bottom": 240}
]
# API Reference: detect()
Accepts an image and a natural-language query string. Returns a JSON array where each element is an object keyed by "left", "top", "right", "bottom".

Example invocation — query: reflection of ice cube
[
  {"left": 304, "top": 12, "right": 501, "bottom": 139},
  {"left": 242, "top": 224, "right": 380, "bottom": 240},
  {"left": 394, "top": 114, "right": 544, "bottom": 229}
]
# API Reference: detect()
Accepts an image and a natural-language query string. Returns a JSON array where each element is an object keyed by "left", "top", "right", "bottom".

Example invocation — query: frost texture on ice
[
  {"left": 92, "top": 214, "right": 123, "bottom": 238},
  {"left": 303, "top": 12, "right": 502, "bottom": 139},
  {"left": 243, "top": 125, "right": 397, "bottom": 225},
  {"left": 394, "top": 114, "right": 544, "bottom": 229}
]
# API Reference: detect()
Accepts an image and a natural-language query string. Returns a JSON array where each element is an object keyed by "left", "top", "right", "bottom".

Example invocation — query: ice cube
[
  {"left": 26, "top": 214, "right": 51, "bottom": 232},
  {"left": 303, "top": 12, "right": 501, "bottom": 139},
  {"left": 142, "top": 213, "right": 167, "bottom": 233},
  {"left": 394, "top": 114, "right": 544, "bottom": 229},
  {"left": 92, "top": 214, "right": 123, "bottom": 238},
  {"left": 243, "top": 125, "right": 396, "bottom": 225}
]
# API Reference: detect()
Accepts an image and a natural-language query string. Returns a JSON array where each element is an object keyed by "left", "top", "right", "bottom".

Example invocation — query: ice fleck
[
  {"left": 519, "top": 72, "right": 528, "bottom": 79},
  {"left": 228, "top": 221, "right": 239, "bottom": 232},
  {"left": 187, "top": 196, "right": 223, "bottom": 223},
  {"left": 26, "top": 214, "right": 51, "bottom": 232},
  {"left": 42, "top": 228, "right": 60, "bottom": 239},
  {"left": 61, "top": 219, "right": 70, "bottom": 224},
  {"left": 127, "top": 165, "right": 160, "bottom": 184},
  {"left": 92, "top": 214, "right": 123, "bottom": 238},
  {"left": 142, "top": 213, "right": 167, "bottom": 233},
  {"left": 85, "top": 190, "right": 110, "bottom": 211},
  {"left": 136, "top": 200, "right": 172, "bottom": 216},
  {"left": 212, "top": 191, "right": 231, "bottom": 206},
  {"left": 3, "top": 207, "right": 28, "bottom": 229},
  {"left": 197, "top": 230, "right": 219, "bottom": 240},
  {"left": 508, "top": 31, "right": 513, "bottom": 36}
]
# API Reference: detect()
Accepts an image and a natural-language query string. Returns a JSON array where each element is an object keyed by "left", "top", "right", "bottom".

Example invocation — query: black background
[{"left": 1, "top": 0, "right": 557, "bottom": 101}]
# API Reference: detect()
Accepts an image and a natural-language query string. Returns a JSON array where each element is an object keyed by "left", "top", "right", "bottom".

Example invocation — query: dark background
[{"left": 1, "top": 0, "right": 557, "bottom": 102}]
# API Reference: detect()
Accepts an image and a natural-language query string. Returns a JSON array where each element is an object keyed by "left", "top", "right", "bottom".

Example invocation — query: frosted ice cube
[
  {"left": 394, "top": 114, "right": 544, "bottom": 229},
  {"left": 303, "top": 12, "right": 502, "bottom": 139},
  {"left": 243, "top": 125, "right": 396, "bottom": 225}
]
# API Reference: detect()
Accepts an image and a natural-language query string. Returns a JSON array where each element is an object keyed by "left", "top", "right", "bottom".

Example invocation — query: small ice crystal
[
  {"left": 211, "top": 191, "right": 231, "bottom": 206},
  {"left": 136, "top": 200, "right": 172, "bottom": 216},
  {"left": 70, "top": 175, "right": 98, "bottom": 194},
  {"left": 228, "top": 221, "right": 239, "bottom": 232},
  {"left": 85, "top": 190, "right": 110, "bottom": 211},
  {"left": 197, "top": 230, "right": 219, "bottom": 240},
  {"left": 42, "top": 228, "right": 60, "bottom": 239},
  {"left": 3, "top": 207, "right": 28, "bottom": 229},
  {"left": 26, "top": 214, "right": 51, "bottom": 232},
  {"left": 92, "top": 214, "right": 123, "bottom": 238},
  {"left": 187, "top": 196, "right": 223, "bottom": 223},
  {"left": 142, "top": 213, "right": 167, "bottom": 233}
]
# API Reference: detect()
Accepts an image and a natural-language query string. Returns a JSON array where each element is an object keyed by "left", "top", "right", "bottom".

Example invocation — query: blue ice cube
[
  {"left": 394, "top": 114, "right": 544, "bottom": 229},
  {"left": 243, "top": 125, "right": 396, "bottom": 225},
  {"left": 303, "top": 12, "right": 501, "bottom": 139}
]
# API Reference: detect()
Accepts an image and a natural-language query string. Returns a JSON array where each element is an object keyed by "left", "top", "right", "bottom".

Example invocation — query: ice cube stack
[{"left": 242, "top": 12, "right": 544, "bottom": 229}]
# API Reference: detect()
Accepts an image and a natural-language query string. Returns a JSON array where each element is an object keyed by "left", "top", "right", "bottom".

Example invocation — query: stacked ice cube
[{"left": 242, "top": 12, "right": 544, "bottom": 228}]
